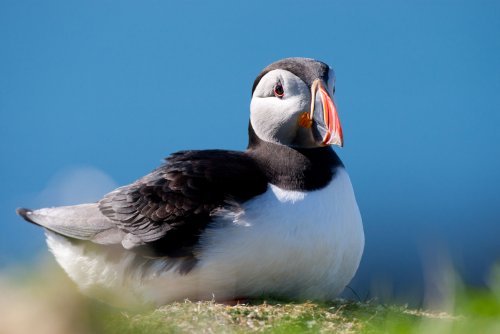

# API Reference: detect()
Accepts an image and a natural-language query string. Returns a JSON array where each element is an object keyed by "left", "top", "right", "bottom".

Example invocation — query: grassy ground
[
  {"left": 90, "top": 299, "right": 455, "bottom": 334},
  {"left": 87, "top": 294, "right": 499, "bottom": 334},
  {"left": 1, "top": 261, "right": 499, "bottom": 334}
]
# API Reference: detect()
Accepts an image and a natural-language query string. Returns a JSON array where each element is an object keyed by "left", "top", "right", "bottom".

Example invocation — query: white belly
[{"left": 46, "top": 168, "right": 364, "bottom": 305}]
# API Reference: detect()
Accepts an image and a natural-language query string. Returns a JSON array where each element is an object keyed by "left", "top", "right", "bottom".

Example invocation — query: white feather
[{"left": 46, "top": 168, "right": 364, "bottom": 305}]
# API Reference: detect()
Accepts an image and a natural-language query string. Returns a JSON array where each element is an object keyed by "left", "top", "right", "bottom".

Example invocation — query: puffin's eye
[{"left": 273, "top": 82, "right": 284, "bottom": 98}]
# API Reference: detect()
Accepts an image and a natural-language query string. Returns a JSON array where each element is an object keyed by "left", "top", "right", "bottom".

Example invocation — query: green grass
[
  {"left": 1, "top": 261, "right": 499, "bottom": 334},
  {"left": 89, "top": 296, "right": 497, "bottom": 334}
]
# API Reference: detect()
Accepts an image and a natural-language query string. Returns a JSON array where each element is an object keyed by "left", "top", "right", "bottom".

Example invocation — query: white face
[{"left": 250, "top": 68, "right": 336, "bottom": 147}]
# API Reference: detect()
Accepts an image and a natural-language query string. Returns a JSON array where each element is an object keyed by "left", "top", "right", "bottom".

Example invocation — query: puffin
[{"left": 17, "top": 57, "right": 364, "bottom": 306}]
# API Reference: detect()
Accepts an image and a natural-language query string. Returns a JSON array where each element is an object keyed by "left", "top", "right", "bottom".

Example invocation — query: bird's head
[{"left": 249, "top": 57, "right": 342, "bottom": 149}]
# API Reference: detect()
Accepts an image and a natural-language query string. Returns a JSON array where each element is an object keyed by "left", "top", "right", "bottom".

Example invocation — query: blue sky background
[{"left": 1, "top": 1, "right": 499, "bottom": 301}]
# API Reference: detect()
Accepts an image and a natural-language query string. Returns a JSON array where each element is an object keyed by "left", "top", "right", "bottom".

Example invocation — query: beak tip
[{"left": 328, "top": 132, "right": 344, "bottom": 147}]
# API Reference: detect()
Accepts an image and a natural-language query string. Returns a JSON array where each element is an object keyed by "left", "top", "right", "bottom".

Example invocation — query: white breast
[
  {"left": 191, "top": 167, "right": 364, "bottom": 301},
  {"left": 46, "top": 168, "right": 364, "bottom": 305}
]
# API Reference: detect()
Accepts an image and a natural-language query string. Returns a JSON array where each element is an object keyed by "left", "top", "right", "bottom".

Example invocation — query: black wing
[{"left": 98, "top": 150, "right": 268, "bottom": 258}]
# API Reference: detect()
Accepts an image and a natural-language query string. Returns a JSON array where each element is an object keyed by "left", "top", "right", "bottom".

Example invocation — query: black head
[{"left": 252, "top": 58, "right": 331, "bottom": 95}]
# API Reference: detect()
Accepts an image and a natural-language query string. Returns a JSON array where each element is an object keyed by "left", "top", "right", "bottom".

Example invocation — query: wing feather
[{"left": 98, "top": 150, "right": 268, "bottom": 257}]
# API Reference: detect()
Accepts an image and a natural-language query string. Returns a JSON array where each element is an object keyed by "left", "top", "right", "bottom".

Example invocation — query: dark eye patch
[{"left": 273, "top": 81, "right": 284, "bottom": 98}]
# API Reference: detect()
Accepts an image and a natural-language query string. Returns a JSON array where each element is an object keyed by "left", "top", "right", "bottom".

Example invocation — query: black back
[{"left": 99, "top": 150, "right": 268, "bottom": 259}]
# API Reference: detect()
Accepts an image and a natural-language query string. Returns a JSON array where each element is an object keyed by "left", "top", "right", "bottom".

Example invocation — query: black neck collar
[{"left": 246, "top": 124, "right": 343, "bottom": 191}]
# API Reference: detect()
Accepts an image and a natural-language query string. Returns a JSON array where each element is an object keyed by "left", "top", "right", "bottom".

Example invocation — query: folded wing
[{"left": 19, "top": 150, "right": 268, "bottom": 261}]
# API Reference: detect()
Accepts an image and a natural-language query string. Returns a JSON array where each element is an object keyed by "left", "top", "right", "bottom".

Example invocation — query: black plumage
[
  {"left": 95, "top": 131, "right": 342, "bottom": 264},
  {"left": 98, "top": 149, "right": 269, "bottom": 259},
  {"left": 252, "top": 57, "right": 330, "bottom": 94}
]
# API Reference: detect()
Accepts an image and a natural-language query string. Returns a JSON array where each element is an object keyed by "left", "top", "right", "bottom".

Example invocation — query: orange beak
[{"left": 317, "top": 83, "right": 343, "bottom": 147}]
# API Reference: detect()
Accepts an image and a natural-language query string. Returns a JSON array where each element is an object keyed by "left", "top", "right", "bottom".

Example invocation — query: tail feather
[
  {"left": 16, "top": 204, "right": 124, "bottom": 245},
  {"left": 16, "top": 208, "right": 39, "bottom": 226}
]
